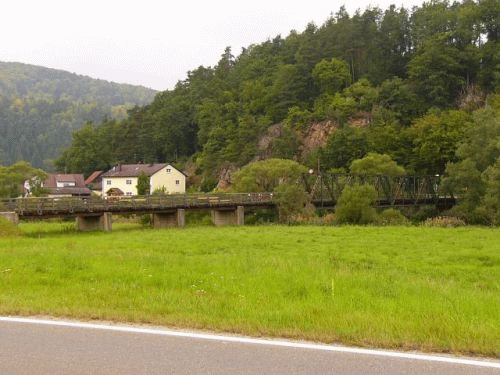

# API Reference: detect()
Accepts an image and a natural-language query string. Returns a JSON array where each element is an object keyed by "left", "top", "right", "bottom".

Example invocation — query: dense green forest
[
  {"left": 56, "top": 0, "right": 500, "bottom": 183},
  {"left": 0, "top": 62, "right": 157, "bottom": 168}
]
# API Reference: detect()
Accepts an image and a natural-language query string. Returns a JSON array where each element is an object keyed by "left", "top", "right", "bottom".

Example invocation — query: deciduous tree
[
  {"left": 335, "top": 183, "right": 377, "bottom": 224},
  {"left": 232, "top": 158, "right": 307, "bottom": 192},
  {"left": 350, "top": 153, "right": 406, "bottom": 175},
  {"left": 136, "top": 171, "right": 150, "bottom": 196},
  {"left": 0, "top": 162, "right": 47, "bottom": 198}
]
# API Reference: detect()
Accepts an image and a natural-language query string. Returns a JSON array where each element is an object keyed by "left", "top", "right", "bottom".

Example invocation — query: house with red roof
[
  {"left": 84, "top": 171, "right": 105, "bottom": 196},
  {"left": 42, "top": 174, "right": 91, "bottom": 197}
]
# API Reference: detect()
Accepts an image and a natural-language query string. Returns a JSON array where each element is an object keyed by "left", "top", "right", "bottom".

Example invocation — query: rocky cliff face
[
  {"left": 299, "top": 121, "right": 337, "bottom": 159},
  {"left": 215, "top": 114, "right": 372, "bottom": 189}
]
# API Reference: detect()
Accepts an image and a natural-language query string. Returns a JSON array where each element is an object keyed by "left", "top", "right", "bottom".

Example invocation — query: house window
[
  {"left": 57, "top": 182, "right": 76, "bottom": 188},
  {"left": 107, "top": 180, "right": 111, "bottom": 185},
  {"left": 126, "top": 179, "right": 132, "bottom": 185},
  {"left": 175, "top": 180, "right": 180, "bottom": 185},
  {"left": 126, "top": 192, "right": 133, "bottom": 196},
  {"left": 166, "top": 168, "right": 171, "bottom": 173}
]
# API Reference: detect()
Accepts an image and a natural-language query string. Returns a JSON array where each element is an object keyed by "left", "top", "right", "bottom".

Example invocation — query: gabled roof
[
  {"left": 84, "top": 171, "right": 104, "bottom": 186},
  {"left": 43, "top": 174, "right": 91, "bottom": 196},
  {"left": 44, "top": 174, "right": 87, "bottom": 188},
  {"left": 102, "top": 163, "right": 183, "bottom": 178}
]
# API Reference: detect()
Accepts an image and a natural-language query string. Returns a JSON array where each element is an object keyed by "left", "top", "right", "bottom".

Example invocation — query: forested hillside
[
  {"left": 0, "top": 62, "right": 157, "bottom": 168},
  {"left": 56, "top": 0, "right": 500, "bottom": 187}
]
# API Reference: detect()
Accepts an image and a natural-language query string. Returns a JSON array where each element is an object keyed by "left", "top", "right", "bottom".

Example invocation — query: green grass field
[{"left": 0, "top": 221, "right": 499, "bottom": 357}]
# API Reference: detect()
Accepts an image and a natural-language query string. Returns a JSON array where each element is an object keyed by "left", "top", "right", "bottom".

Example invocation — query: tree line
[{"left": 0, "top": 62, "right": 156, "bottom": 168}]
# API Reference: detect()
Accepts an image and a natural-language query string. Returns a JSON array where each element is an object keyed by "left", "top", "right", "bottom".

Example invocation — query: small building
[
  {"left": 101, "top": 163, "right": 186, "bottom": 197},
  {"left": 42, "top": 174, "right": 92, "bottom": 198},
  {"left": 84, "top": 171, "right": 105, "bottom": 196}
]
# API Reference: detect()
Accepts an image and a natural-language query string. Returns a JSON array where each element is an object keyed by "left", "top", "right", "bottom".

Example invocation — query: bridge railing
[{"left": 0, "top": 193, "right": 277, "bottom": 216}]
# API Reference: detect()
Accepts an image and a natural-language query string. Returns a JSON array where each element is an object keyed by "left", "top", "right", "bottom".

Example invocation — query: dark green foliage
[
  {"left": 377, "top": 208, "right": 409, "bottom": 226},
  {"left": 244, "top": 208, "right": 278, "bottom": 225},
  {"left": 476, "top": 159, "right": 500, "bottom": 225},
  {"left": 408, "top": 34, "right": 466, "bottom": 109},
  {"left": 377, "top": 78, "right": 420, "bottom": 125},
  {"left": 364, "top": 111, "right": 414, "bottom": 169},
  {"left": 273, "top": 183, "right": 311, "bottom": 223},
  {"left": 54, "top": 120, "right": 120, "bottom": 177},
  {"left": 312, "top": 58, "right": 351, "bottom": 95},
  {"left": 442, "top": 159, "right": 484, "bottom": 206},
  {"left": 442, "top": 101, "right": 500, "bottom": 223},
  {"left": 0, "top": 62, "right": 156, "bottom": 169},
  {"left": 0, "top": 161, "right": 47, "bottom": 198},
  {"left": 350, "top": 153, "right": 406, "bottom": 175},
  {"left": 232, "top": 158, "right": 307, "bottom": 192},
  {"left": 335, "top": 184, "right": 377, "bottom": 224},
  {"left": 136, "top": 171, "right": 150, "bottom": 196},
  {"left": 199, "top": 176, "right": 218, "bottom": 193},
  {"left": 409, "top": 205, "right": 440, "bottom": 223},
  {"left": 320, "top": 127, "right": 368, "bottom": 171},
  {"left": 409, "top": 110, "right": 472, "bottom": 175},
  {"left": 269, "top": 125, "right": 302, "bottom": 159},
  {"left": 138, "top": 214, "right": 152, "bottom": 226}
]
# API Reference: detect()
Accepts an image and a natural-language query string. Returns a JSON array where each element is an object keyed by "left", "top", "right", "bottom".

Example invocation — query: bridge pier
[
  {"left": 211, "top": 206, "right": 244, "bottom": 226},
  {"left": 0, "top": 212, "right": 19, "bottom": 225},
  {"left": 151, "top": 209, "right": 185, "bottom": 228},
  {"left": 76, "top": 212, "right": 112, "bottom": 232}
]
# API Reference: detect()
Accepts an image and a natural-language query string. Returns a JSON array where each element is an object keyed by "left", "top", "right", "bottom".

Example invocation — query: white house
[{"left": 101, "top": 163, "right": 186, "bottom": 197}]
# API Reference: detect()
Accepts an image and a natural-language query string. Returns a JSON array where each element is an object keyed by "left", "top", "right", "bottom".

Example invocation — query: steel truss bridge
[{"left": 303, "top": 174, "right": 456, "bottom": 209}]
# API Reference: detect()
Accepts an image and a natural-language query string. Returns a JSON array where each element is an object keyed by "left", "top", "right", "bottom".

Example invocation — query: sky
[{"left": 2, "top": 0, "right": 426, "bottom": 92}]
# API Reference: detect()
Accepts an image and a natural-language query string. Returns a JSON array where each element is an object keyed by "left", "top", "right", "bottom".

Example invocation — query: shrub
[
  {"left": 199, "top": 176, "right": 218, "bottom": 193},
  {"left": 295, "top": 213, "right": 338, "bottom": 225},
  {"left": 422, "top": 216, "right": 466, "bottom": 227},
  {"left": 244, "top": 209, "right": 278, "bottom": 225},
  {"left": 152, "top": 186, "right": 167, "bottom": 195},
  {"left": 377, "top": 208, "right": 409, "bottom": 226},
  {"left": 185, "top": 212, "right": 213, "bottom": 226},
  {"left": 273, "top": 183, "right": 312, "bottom": 223},
  {"left": 410, "top": 205, "right": 439, "bottom": 223},
  {"left": 321, "top": 213, "right": 338, "bottom": 224},
  {"left": 335, "top": 184, "right": 377, "bottom": 224},
  {"left": 139, "top": 214, "right": 151, "bottom": 226}
]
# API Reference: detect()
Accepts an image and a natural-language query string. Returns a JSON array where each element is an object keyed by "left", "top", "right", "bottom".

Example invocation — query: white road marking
[{"left": 1, "top": 316, "right": 499, "bottom": 369}]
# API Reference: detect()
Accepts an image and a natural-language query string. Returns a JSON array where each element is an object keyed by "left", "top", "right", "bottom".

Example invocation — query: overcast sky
[{"left": 2, "top": 0, "right": 425, "bottom": 92}]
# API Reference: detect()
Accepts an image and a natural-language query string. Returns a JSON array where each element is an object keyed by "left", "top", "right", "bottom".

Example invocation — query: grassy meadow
[{"left": 0, "top": 220, "right": 499, "bottom": 357}]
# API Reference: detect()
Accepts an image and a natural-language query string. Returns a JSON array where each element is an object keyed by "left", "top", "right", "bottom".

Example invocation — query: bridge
[
  {"left": 0, "top": 174, "right": 456, "bottom": 231},
  {"left": 304, "top": 173, "right": 455, "bottom": 208},
  {"left": 0, "top": 193, "right": 275, "bottom": 231}
]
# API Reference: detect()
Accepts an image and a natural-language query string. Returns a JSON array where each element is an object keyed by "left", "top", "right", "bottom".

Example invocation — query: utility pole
[{"left": 318, "top": 158, "right": 323, "bottom": 208}]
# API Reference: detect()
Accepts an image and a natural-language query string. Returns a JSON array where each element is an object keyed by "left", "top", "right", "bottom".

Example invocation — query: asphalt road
[{"left": 0, "top": 317, "right": 499, "bottom": 374}]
